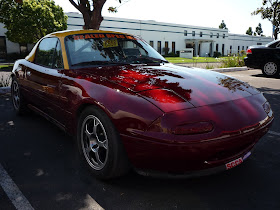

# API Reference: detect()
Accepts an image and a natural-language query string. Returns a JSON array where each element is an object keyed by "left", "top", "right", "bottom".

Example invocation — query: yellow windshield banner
[{"left": 73, "top": 33, "right": 137, "bottom": 40}]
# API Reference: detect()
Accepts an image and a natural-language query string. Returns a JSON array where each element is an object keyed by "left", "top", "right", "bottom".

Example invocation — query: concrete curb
[
  {"left": 0, "top": 87, "right": 10, "bottom": 95},
  {"left": 211, "top": 67, "right": 248, "bottom": 73}
]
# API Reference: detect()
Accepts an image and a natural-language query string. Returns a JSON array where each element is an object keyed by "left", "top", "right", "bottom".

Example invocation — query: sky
[{"left": 54, "top": 0, "right": 273, "bottom": 37}]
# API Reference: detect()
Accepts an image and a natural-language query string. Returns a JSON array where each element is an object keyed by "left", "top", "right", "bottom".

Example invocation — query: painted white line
[
  {"left": 0, "top": 164, "right": 34, "bottom": 210},
  {"left": 268, "top": 131, "right": 280, "bottom": 137},
  {"left": 79, "top": 194, "right": 104, "bottom": 210}
]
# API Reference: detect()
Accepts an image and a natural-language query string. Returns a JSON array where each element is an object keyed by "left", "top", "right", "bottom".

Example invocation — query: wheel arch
[{"left": 72, "top": 100, "right": 115, "bottom": 136}]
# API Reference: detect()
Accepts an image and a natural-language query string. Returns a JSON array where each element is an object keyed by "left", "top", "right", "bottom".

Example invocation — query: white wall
[
  {"left": 67, "top": 13, "right": 273, "bottom": 57},
  {"left": 0, "top": 13, "right": 274, "bottom": 58}
]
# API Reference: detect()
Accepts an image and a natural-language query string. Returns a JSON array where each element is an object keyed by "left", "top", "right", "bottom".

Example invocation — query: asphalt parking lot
[{"left": 0, "top": 69, "right": 280, "bottom": 210}]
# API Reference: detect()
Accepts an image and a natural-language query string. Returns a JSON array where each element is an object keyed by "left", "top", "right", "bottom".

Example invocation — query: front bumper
[{"left": 121, "top": 117, "right": 272, "bottom": 174}]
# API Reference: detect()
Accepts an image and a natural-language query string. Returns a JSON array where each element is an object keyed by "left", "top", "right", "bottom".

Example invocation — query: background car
[
  {"left": 244, "top": 40, "right": 280, "bottom": 77},
  {"left": 11, "top": 30, "right": 274, "bottom": 179}
]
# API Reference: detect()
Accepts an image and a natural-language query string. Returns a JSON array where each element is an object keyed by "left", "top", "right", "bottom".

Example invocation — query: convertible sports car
[{"left": 11, "top": 30, "right": 274, "bottom": 179}]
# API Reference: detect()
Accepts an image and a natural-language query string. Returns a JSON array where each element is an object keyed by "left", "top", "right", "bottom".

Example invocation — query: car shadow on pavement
[{"left": 251, "top": 73, "right": 280, "bottom": 79}]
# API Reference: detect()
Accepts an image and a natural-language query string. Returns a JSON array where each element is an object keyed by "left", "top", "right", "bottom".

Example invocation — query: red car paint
[{"left": 12, "top": 31, "right": 273, "bottom": 175}]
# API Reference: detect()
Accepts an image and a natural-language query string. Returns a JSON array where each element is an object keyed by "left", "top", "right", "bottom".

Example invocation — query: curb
[
  {"left": 0, "top": 87, "right": 10, "bottom": 95},
  {"left": 211, "top": 67, "right": 248, "bottom": 73}
]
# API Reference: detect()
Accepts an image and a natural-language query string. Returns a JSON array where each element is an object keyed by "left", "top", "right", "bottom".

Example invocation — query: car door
[{"left": 25, "top": 37, "right": 65, "bottom": 126}]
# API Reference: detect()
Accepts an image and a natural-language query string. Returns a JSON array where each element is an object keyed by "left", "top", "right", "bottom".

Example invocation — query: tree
[
  {"left": 0, "top": 0, "right": 67, "bottom": 44},
  {"left": 252, "top": 0, "right": 280, "bottom": 39},
  {"left": 255, "top": 23, "right": 264, "bottom": 36},
  {"left": 69, "top": 0, "right": 122, "bottom": 29},
  {"left": 219, "top": 20, "right": 228, "bottom": 30},
  {"left": 246, "top": 27, "right": 253, "bottom": 35}
]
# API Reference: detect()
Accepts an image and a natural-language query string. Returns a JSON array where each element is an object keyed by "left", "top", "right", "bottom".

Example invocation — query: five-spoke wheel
[
  {"left": 81, "top": 115, "right": 108, "bottom": 170},
  {"left": 11, "top": 78, "right": 27, "bottom": 114},
  {"left": 11, "top": 79, "right": 20, "bottom": 110},
  {"left": 77, "top": 106, "right": 129, "bottom": 179}
]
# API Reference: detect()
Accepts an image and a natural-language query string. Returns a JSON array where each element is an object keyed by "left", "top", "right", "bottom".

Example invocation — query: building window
[
  {"left": 257, "top": 43, "right": 262, "bottom": 45},
  {"left": 150, "top": 41, "right": 154, "bottom": 48},
  {"left": 164, "top": 41, "right": 169, "bottom": 55},
  {"left": 210, "top": 32, "right": 213, "bottom": 38},
  {"left": 223, "top": 34, "right": 225, "bottom": 39},
  {"left": 184, "top": 30, "right": 188, "bottom": 36},
  {"left": 157, "top": 41, "right": 161, "bottom": 54},
  {"left": 242, "top": 46, "right": 244, "bottom": 51},
  {"left": 0, "top": 36, "right": 7, "bottom": 59},
  {"left": 20, "top": 44, "right": 28, "bottom": 54},
  {"left": 192, "top": 31, "right": 195, "bottom": 36},
  {"left": 217, "top": 33, "right": 219, "bottom": 38},
  {"left": 216, "top": 44, "right": 219, "bottom": 52},
  {"left": 238, "top": 46, "right": 240, "bottom": 53},
  {"left": 230, "top": 45, "right": 232, "bottom": 54},
  {"left": 172, "top": 42, "right": 176, "bottom": 54},
  {"left": 246, "top": 46, "right": 248, "bottom": 49},
  {"left": 200, "top": 32, "right": 203, "bottom": 37}
]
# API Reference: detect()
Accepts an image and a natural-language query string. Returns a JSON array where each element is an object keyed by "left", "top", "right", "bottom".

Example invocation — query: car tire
[
  {"left": 262, "top": 61, "right": 280, "bottom": 77},
  {"left": 76, "top": 106, "right": 130, "bottom": 179},
  {"left": 11, "top": 77, "right": 28, "bottom": 115}
]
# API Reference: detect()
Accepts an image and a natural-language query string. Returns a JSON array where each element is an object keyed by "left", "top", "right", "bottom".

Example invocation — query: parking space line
[
  {"left": 268, "top": 131, "right": 280, "bottom": 137},
  {"left": 80, "top": 194, "right": 104, "bottom": 210},
  {"left": 0, "top": 164, "right": 34, "bottom": 210}
]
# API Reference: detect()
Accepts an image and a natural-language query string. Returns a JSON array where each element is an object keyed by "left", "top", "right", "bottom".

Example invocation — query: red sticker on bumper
[{"left": 226, "top": 157, "right": 243, "bottom": 170}]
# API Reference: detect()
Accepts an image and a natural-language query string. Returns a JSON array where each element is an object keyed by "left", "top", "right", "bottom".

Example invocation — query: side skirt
[{"left": 27, "top": 104, "right": 66, "bottom": 132}]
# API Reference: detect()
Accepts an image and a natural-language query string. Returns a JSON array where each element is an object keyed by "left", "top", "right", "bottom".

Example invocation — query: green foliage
[
  {"left": 221, "top": 55, "right": 245, "bottom": 68},
  {"left": 213, "top": 51, "right": 222, "bottom": 58},
  {"left": 246, "top": 27, "right": 253, "bottom": 35},
  {"left": 166, "top": 57, "right": 221, "bottom": 63},
  {"left": 163, "top": 52, "right": 179, "bottom": 57},
  {"left": 252, "top": 0, "right": 280, "bottom": 39},
  {"left": 240, "top": 50, "right": 246, "bottom": 55},
  {"left": 0, "top": 0, "right": 68, "bottom": 44},
  {"left": 219, "top": 20, "right": 228, "bottom": 30},
  {"left": 256, "top": 23, "right": 263, "bottom": 36}
]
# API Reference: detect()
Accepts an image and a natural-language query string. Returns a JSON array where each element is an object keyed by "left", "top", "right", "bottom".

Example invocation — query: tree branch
[{"left": 69, "top": 0, "right": 80, "bottom": 11}]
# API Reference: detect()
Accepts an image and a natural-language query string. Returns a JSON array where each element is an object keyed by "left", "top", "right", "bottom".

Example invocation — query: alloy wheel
[
  {"left": 11, "top": 80, "right": 20, "bottom": 110},
  {"left": 81, "top": 115, "right": 108, "bottom": 170}
]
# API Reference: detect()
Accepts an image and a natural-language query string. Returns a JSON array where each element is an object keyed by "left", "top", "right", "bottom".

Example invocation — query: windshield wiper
[{"left": 133, "top": 57, "right": 169, "bottom": 65}]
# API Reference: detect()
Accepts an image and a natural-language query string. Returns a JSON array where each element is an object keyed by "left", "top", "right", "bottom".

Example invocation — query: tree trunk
[
  {"left": 274, "top": 27, "right": 278, "bottom": 40},
  {"left": 69, "top": 0, "right": 106, "bottom": 30}
]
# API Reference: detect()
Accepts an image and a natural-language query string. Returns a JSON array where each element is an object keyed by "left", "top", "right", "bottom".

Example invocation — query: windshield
[
  {"left": 265, "top": 39, "right": 280, "bottom": 48},
  {"left": 65, "top": 33, "right": 168, "bottom": 67}
]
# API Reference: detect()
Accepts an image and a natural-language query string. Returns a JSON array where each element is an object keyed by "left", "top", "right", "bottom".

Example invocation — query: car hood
[{"left": 73, "top": 64, "right": 260, "bottom": 112}]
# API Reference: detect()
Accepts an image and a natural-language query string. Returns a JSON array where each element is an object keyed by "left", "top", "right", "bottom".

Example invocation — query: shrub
[
  {"left": 213, "top": 51, "right": 222, "bottom": 58},
  {"left": 240, "top": 50, "right": 246, "bottom": 56},
  {"left": 221, "top": 55, "right": 245, "bottom": 68},
  {"left": 6, "top": 52, "right": 28, "bottom": 62},
  {"left": 164, "top": 52, "right": 179, "bottom": 57}
]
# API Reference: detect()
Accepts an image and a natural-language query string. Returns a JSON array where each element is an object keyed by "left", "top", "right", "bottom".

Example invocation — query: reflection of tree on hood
[{"left": 218, "top": 77, "right": 249, "bottom": 92}]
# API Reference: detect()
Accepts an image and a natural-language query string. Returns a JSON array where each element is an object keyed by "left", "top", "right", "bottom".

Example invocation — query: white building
[{"left": 0, "top": 12, "right": 273, "bottom": 60}]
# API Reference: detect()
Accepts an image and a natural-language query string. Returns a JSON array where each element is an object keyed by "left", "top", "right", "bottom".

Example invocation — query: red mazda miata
[{"left": 11, "top": 30, "right": 274, "bottom": 179}]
